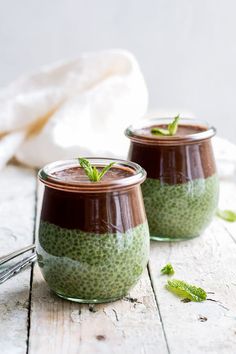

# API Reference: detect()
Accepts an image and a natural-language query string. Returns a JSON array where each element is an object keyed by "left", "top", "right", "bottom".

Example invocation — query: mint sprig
[
  {"left": 166, "top": 279, "right": 207, "bottom": 302},
  {"left": 79, "top": 158, "right": 115, "bottom": 182},
  {"left": 217, "top": 209, "right": 236, "bottom": 222},
  {"left": 168, "top": 114, "right": 180, "bottom": 135},
  {"left": 161, "top": 263, "right": 175, "bottom": 276},
  {"left": 151, "top": 115, "right": 180, "bottom": 136}
]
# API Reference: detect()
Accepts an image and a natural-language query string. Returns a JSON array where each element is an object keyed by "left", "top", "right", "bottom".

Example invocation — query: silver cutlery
[{"left": 0, "top": 244, "right": 37, "bottom": 284}]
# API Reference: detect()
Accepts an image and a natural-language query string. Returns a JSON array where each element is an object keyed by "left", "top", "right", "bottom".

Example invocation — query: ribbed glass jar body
[
  {"left": 126, "top": 118, "right": 219, "bottom": 241},
  {"left": 37, "top": 158, "right": 149, "bottom": 302}
]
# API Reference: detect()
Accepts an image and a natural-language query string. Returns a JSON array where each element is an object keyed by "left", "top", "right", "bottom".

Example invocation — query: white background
[{"left": 0, "top": 0, "right": 235, "bottom": 142}]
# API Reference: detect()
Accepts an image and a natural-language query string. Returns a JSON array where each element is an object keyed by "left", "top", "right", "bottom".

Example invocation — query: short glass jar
[
  {"left": 125, "top": 118, "right": 219, "bottom": 241},
  {"left": 37, "top": 158, "right": 149, "bottom": 303}
]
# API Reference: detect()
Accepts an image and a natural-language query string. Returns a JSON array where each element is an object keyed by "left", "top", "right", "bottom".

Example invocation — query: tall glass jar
[
  {"left": 37, "top": 158, "right": 149, "bottom": 303},
  {"left": 125, "top": 118, "right": 219, "bottom": 241}
]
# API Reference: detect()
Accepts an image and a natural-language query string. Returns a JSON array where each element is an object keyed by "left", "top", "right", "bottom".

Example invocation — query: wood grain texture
[
  {"left": 2, "top": 166, "right": 236, "bottom": 354},
  {"left": 27, "top": 180, "right": 168, "bottom": 354},
  {"left": 149, "top": 219, "right": 236, "bottom": 354},
  {"left": 28, "top": 265, "right": 168, "bottom": 354},
  {"left": 218, "top": 180, "right": 236, "bottom": 243},
  {"left": 0, "top": 165, "right": 36, "bottom": 354}
]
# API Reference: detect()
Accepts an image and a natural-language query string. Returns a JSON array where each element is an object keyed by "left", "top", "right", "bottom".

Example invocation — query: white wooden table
[{"left": 1, "top": 164, "right": 236, "bottom": 354}]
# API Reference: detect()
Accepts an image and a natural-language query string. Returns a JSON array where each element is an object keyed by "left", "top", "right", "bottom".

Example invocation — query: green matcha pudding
[
  {"left": 37, "top": 158, "right": 149, "bottom": 302},
  {"left": 125, "top": 118, "right": 219, "bottom": 241}
]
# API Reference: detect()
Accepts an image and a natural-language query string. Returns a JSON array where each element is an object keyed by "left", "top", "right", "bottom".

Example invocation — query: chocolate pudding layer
[
  {"left": 40, "top": 166, "right": 146, "bottom": 234},
  {"left": 127, "top": 124, "right": 217, "bottom": 184},
  {"left": 125, "top": 118, "right": 219, "bottom": 240},
  {"left": 134, "top": 123, "right": 206, "bottom": 138}
]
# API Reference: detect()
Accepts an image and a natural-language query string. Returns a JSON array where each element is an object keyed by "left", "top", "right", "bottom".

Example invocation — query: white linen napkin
[{"left": 0, "top": 49, "right": 148, "bottom": 168}]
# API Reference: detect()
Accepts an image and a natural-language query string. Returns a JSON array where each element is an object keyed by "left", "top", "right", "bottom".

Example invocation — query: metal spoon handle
[
  {"left": 0, "top": 252, "right": 37, "bottom": 284},
  {"left": 0, "top": 244, "right": 35, "bottom": 266}
]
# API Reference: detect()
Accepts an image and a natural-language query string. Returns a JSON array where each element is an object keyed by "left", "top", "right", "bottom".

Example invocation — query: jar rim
[
  {"left": 38, "top": 157, "right": 146, "bottom": 192},
  {"left": 125, "top": 117, "right": 216, "bottom": 145}
]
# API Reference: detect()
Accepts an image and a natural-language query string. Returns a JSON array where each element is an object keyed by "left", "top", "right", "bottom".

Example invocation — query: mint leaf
[
  {"left": 151, "top": 127, "right": 170, "bottom": 136},
  {"left": 161, "top": 263, "right": 175, "bottom": 276},
  {"left": 92, "top": 166, "right": 99, "bottom": 181},
  {"left": 98, "top": 162, "right": 115, "bottom": 180},
  {"left": 217, "top": 209, "right": 236, "bottom": 222},
  {"left": 79, "top": 158, "right": 115, "bottom": 182},
  {"left": 168, "top": 114, "right": 180, "bottom": 135},
  {"left": 166, "top": 279, "right": 207, "bottom": 302},
  {"left": 79, "top": 158, "right": 94, "bottom": 180},
  {"left": 151, "top": 115, "right": 180, "bottom": 136}
]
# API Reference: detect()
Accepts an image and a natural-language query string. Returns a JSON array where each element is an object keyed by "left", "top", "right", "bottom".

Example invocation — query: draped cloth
[{"left": 0, "top": 50, "right": 148, "bottom": 169}]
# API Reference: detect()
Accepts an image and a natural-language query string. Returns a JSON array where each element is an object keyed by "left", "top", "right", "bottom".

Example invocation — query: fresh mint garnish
[
  {"left": 151, "top": 127, "right": 170, "bottom": 136},
  {"left": 216, "top": 209, "right": 236, "bottom": 222},
  {"left": 168, "top": 114, "right": 180, "bottom": 135},
  {"left": 151, "top": 114, "right": 180, "bottom": 136},
  {"left": 166, "top": 279, "right": 207, "bottom": 302},
  {"left": 161, "top": 263, "right": 175, "bottom": 276},
  {"left": 79, "top": 158, "right": 115, "bottom": 182}
]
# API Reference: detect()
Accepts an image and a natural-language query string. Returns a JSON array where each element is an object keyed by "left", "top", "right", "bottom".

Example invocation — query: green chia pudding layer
[
  {"left": 37, "top": 221, "right": 149, "bottom": 302},
  {"left": 142, "top": 174, "right": 219, "bottom": 240},
  {"left": 126, "top": 118, "right": 219, "bottom": 241}
]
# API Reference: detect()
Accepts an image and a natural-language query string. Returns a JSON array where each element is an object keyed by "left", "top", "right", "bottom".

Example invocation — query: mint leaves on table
[
  {"left": 160, "top": 264, "right": 207, "bottom": 302},
  {"left": 216, "top": 209, "right": 236, "bottom": 222},
  {"left": 161, "top": 263, "right": 175, "bottom": 276},
  {"left": 79, "top": 158, "right": 115, "bottom": 182},
  {"left": 166, "top": 279, "right": 207, "bottom": 302},
  {"left": 151, "top": 114, "right": 180, "bottom": 136}
]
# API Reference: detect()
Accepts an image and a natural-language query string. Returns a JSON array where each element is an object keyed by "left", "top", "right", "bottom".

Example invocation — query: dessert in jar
[
  {"left": 125, "top": 117, "right": 219, "bottom": 241},
  {"left": 37, "top": 158, "right": 149, "bottom": 302}
]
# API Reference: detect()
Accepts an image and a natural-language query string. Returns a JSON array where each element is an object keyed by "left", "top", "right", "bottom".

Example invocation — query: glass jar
[
  {"left": 37, "top": 158, "right": 149, "bottom": 303},
  {"left": 125, "top": 118, "right": 219, "bottom": 241}
]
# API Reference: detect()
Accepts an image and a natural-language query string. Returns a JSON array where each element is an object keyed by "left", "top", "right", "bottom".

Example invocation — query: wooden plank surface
[
  {"left": 27, "top": 180, "right": 168, "bottom": 354},
  {"left": 28, "top": 265, "right": 168, "bottom": 353},
  {"left": 0, "top": 166, "right": 36, "bottom": 354},
  {"left": 147, "top": 175, "right": 236, "bottom": 354},
  {"left": 1, "top": 165, "right": 236, "bottom": 354},
  {"left": 218, "top": 179, "right": 236, "bottom": 242},
  {"left": 149, "top": 219, "right": 236, "bottom": 354}
]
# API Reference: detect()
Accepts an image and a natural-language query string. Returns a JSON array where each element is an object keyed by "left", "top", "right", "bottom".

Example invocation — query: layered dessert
[
  {"left": 37, "top": 159, "right": 149, "bottom": 302},
  {"left": 126, "top": 118, "right": 219, "bottom": 240}
]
